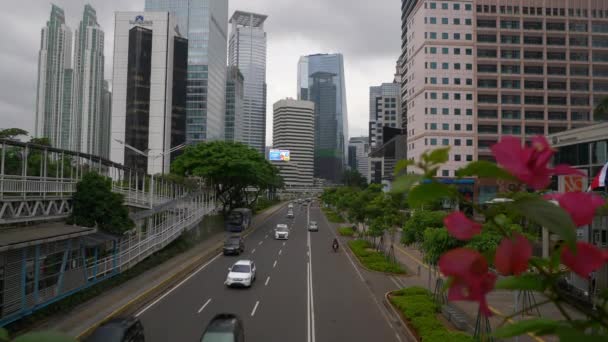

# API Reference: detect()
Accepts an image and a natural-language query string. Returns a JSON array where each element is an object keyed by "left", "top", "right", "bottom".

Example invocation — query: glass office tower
[
  {"left": 145, "top": 0, "right": 228, "bottom": 143},
  {"left": 297, "top": 54, "right": 349, "bottom": 184}
]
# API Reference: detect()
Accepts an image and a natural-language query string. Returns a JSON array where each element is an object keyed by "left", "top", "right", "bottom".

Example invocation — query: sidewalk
[
  {"left": 385, "top": 234, "right": 582, "bottom": 342},
  {"left": 37, "top": 202, "right": 285, "bottom": 338}
]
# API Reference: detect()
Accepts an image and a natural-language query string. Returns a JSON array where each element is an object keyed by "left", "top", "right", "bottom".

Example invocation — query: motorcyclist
[{"left": 332, "top": 238, "right": 339, "bottom": 251}]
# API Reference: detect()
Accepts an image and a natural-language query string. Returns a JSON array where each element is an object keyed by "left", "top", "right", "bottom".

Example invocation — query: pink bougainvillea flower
[
  {"left": 444, "top": 211, "right": 482, "bottom": 241},
  {"left": 561, "top": 242, "right": 605, "bottom": 278},
  {"left": 439, "top": 248, "right": 497, "bottom": 316},
  {"left": 491, "top": 136, "right": 583, "bottom": 190},
  {"left": 544, "top": 192, "right": 606, "bottom": 227},
  {"left": 494, "top": 234, "right": 532, "bottom": 276}
]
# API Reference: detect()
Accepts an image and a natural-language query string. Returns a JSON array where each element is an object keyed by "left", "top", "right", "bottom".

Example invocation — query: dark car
[
  {"left": 84, "top": 317, "right": 145, "bottom": 342},
  {"left": 201, "top": 314, "right": 244, "bottom": 342},
  {"left": 223, "top": 235, "right": 245, "bottom": 255}
]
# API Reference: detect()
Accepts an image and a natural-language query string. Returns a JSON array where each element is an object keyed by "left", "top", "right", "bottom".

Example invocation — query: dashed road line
[
  {"left": 258, "top": 241, "right": 263, "bottom": 246},
  {"left": 279, "top": 249, "right": 282, "bottom": 256},
  {"left": 251, "top": 248, "right": 256, "bottom": 254},
  {"left": 197, "top": 298, "right": 212, "bottom": 313},
  {"left": 251, "top": 300, "right": 260, "bottom": 316},
  {"left": 265, "top": 276, "right": 270, "bottom": 286}
]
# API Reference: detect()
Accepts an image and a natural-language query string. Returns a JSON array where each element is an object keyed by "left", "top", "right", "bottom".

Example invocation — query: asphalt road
[{"left": 135, "top": 202, "right": 404, "bottom": 342}]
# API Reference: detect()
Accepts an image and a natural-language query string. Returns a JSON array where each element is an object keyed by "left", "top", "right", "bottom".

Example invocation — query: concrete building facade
[
  {"left": 369, "top": 82, "right": 402, "bottom": 149},
  {"left": 229, "top": 11, "right": 268, "bottom": 154},
  {"left": 110, "top": 12, "right": 188, "bottom": 175},
  {"left": 272, "top": 99, "right": 315, "bottom": 187},
  {"left": 225, "top": 66, "right": 244, "bottom": 142},
  {"left": 348, "top": 136, "right": 370, "bottom": 182}
]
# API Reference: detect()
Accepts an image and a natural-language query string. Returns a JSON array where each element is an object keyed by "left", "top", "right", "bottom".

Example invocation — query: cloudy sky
[{"left": 0, "top": 0, "right": 401, "bottom": 145}]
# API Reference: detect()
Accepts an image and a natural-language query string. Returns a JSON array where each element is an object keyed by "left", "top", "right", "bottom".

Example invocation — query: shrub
[
  {"left": 338, "top": 226, "right": 355, "bottom": 237},
  {"left": 323, "top": 208, "right": 345, "bottom": 223},
  {"left": 348, "top": 240, "right": 405, "bottom": 274},
  {"left": 402, "top": 210, "right": 446, "bottom": 245},
  {"left": 389, "top": 286, "right": 473, "bottom": 342}
]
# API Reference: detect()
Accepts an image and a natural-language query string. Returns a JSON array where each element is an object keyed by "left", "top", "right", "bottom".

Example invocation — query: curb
[
  {"left": 76, "top": 203, "right": 285, "bottom": 339},
  {"left": 344, "top": 240, "right": 408, "bottom": 276},
  {"left": 384, "top": 291, "right": 419, "bottom": 342}
]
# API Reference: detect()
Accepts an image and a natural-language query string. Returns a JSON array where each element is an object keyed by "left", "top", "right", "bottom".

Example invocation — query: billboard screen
[{"left": 269, "top": 149, "right": 290, "bottom": 161}]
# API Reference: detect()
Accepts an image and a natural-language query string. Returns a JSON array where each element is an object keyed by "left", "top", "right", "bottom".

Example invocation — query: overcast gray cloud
[{"left": 0, "top": 0, "right": 401, "bottom": 144}]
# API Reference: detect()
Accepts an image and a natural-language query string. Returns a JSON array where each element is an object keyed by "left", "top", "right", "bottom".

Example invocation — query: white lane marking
[
  {"left": 265, "top": 234, "right": 268, "bottom": 239},
  {"left": 282, "top": 242, "right": 286, "bottom": 246},
  {"left": 135, "top": 253, "right": 221, "bottom": 317},
  {"left": 279, "top": 249, "right": 282, "bottom": 256},
  {"left": 252, "top": 248, "right": 256, "bottom": 254},
  {"left": 251, "top": 300, "right": 260, "bottom": 317},
  {"left": 197, "top": 298, "right": 212, "bottom": 313},
  {"left": 265, "top": 276, "right": 270, "bottom": 286},
  {"left": 258, "top": 241, "right": 263, "bottom": 245},
  {"left": 307, "top": 261, "right": 311, "bottom": 342},
  {"left": 395, "top": 333, "right": 403, "bottom": 342},
  {"left": 307, "top": 231, "right": 316, "bottom": 342},
  {"left": 390, "top": 276, "right": 402, "bottom": 289},
  {"left": 273, "top": 260, "right": 277, "bottom": 268}
]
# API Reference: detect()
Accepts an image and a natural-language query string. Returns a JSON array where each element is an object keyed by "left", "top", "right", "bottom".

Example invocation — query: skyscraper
[
  {"left": 145, "top": 0, "right": 228, "bottom": 143},
  {"left": 229, "top": 11, "right": 268, "bottom": 154},
  {"left": 348, "top": 136, "right": 370, "bottom": 182},
  {"left": 225, "top": 66, "right": 244, "bottom": 142},
  {"left": 369, "top": 82, "right": 401, "bottom": 149},
  {"left": 298, "top": 54, "right": 349, "bottom": 184},
  {"left": 72, "top": 4, "right": 105, "bottom": 155},
  {"left": 272, "top": 99, "right": 315, "bottom": 187},
  {"left": 110, "top": 12, "right": 188, "bottom": 174},
  {"left": 35, "top": 5, "right": 73, "bottom": 150},
  {"left": 100, "top": 80, "right": 112, "bottom": 158}
]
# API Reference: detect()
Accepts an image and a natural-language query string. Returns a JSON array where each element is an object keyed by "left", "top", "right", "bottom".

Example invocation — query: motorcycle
[{"left": 332, "top": 240, "right": 339, "bottom": 252}]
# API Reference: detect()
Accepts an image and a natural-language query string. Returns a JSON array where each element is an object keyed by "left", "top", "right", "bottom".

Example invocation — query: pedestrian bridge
[{"left": 0, "top": 139, "right": 217, "bottom": 326}]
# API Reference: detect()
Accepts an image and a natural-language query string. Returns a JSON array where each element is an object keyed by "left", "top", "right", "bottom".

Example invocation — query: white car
[
  {"left": 275, "top": 224, "right": 289, "bottom": 240},
  {"left": 308, "top": 221, "right": 318, "bottom": 232},
  {"left": 225, "top": 260, "right": 256, "bottom": 287},
  {"left": 288, "top": 203, "right": 294, "bottom": 209},
  {"left": 287, "top": 210, "right": 294, "bottom": 219}
]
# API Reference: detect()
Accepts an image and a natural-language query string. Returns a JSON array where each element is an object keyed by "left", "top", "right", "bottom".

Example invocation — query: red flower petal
[
  {"left": 552, "top": 164, "right": 585, "bottom": 177},
  {"left": 561, "top": 242, "right": 605, "bottom": 278},
  {"left": 491, "top": 136, "right": 528, "bottom": 178},
  {"left": 444, "top": 211, "right": 482, "bottom": 241},
  {"left": 554, "top": 192, "right": 605, "bottom": 227},
  {"left": 494, "top": 234, "right": 532, "bottom": 276}
]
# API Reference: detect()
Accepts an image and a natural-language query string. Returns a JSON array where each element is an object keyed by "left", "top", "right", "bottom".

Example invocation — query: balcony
[
  {"left": 524, "top": 66, "right": 544, "bottom": 75},
  {"left": 478, "top": 34, "right": 497, "bottom": 43},
  {"left": 478, "top": 139, "right": 498, "bottom": 150},
  {"left": 523, "top": 21, "right": 543, "bottom": 30},
  {"left": 525, "top": 111, "right": 544, "bottom": 120},
  {"left": 572, "top": 112, "right": 590, "bottom": 121},
  {"left": 569, "top": 23, "right": 588, "bottom": 32},
  {"left": 500, "top": 20, "right": 520, "bottom": 29},
  {"left": 501, "top": 65, "right": 521, "bottom": 74},
  {"left": 524, "top": 36, "right": 543, "bottom": 45},
  {"left": 570, "top": 66, "right": 589, "bottom": 76},
  {"left": 546, "top": 22, "right": 566, "bottom": 31},
  {"left": 570, "top": 37, "right": 589, "bottom": 47},
  {"left": 548, "top": 126, "right": 568, "bottom": 134},
  {"left": 478, "top": 95, "right": 498, "bottom": 104},
  {"left": 479, "top": 125, "right": 499, "bottom": 134},
  {"left": 547, "top": 66, "right": 567, "bottom": 76},
  {"left": 547, "top": 81, "right": 567, "bottom": 90},
  {"left": 501, "top": 95, "right": 521, "bottom": 105},
  {"left": 525, "top": 96, "right": 544, "bottom": 105},
  {"left": 570, "top": 96, "right": 589, "bottom": 106},
  {"left": 548, "top": 96, "right": 567, "bottom": 106},
  {"left": 570, "top": 52, "right": 589, "bottom": 61},
  {"left": 593, "top": 52, "right": 608, "bottom": 62},
  {"left": 502, "top": 125, "right": 522, "bottom": 134},
  {"left": 570, "top": 82, "right": 589, "bottom": 91},
  {"left": 502, "top": 110, "right": 521, "bottom": 120},
  {"left": 547, "top": 37, "right": 566, "bottom": 46},
  {"left": 478, "top": 79, "right": 498, "bottom": 88},
  {"left": 593, "top": 36, "right": 608, "bottom": 48},
  {"left": 477, "top": 19, "right": 497, "bottom": 28},
  {"left": 524, "top": 80, "right": 544, "bottom": 90},
  {"left": 594, "top": 81, "right": 608, "bottom": 91},
  {"left": 478, "top": 64, "right": 498, "bottom": 73},
  {"left": 547, "top": 51, "right": 566, "bottom": 60},
  {"left": 478, "top": 109, "right": 498, "bottom": 119},
  {"left": 478, "top": 49, "right": 498, "bottom": 58},
  {"left": 501, "top": 80, "right": 521, "bottom": 89},
  {"left": 501, "top": 50, "right": 521, "bottom": 59},
  {"left": 501, "top": 35, "right": 521, "bottom": 44},
  {"left": 592, "top": 23, "right": 608, "bottom": 33},
  {"left": 548, "top": 112, "right": 567, "bottom": 120},
  {"left": 593, "top": 67, "right": 608, "bottom": 77},
  {"left": 525, "top": 126, "right": 545, "bottom": 135},
  {"left": 524, "top": 51, "right": 543, "bottom": 60}
]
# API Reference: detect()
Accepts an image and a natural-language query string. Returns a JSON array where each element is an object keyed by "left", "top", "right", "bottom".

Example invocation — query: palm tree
[{"left": 594, "top": 96, "right": 608, "bottom": 121}]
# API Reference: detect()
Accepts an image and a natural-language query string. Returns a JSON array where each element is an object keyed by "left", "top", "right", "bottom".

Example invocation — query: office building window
[
  {"left": 466, "top": 79, "right": 473, "bottom": 85},
  {"left": 430, "top": 92, "right": 438, "bottom": 99},
  {"left": 431, "top": 138, "right": 438, "bottom": 145},
  {"left": 430, "top": 77, "right": 437, "bottom": 84},
  {"left": 455, "top": 124, "right": 462, "bottom": 131},
  {"left": 467, "top": 139, "right": 473, "bottom": 146},
  {"left": 430, "top": 123, "right": 437, "bottom": 130},
  {"left": 454, "top": 33, "right": 461, "bottom": 40},
  {"left": 455, "top": 78, "right": 461, "bottom": 85},
  {"left": 430, "top": 17, "right": 437, "bottom": 24},
  {"left": 442, "top": 3, "right": 448, "bottom": 9},
  {"left": 454, "top": 18, "right": 461, "bottom": 25},
  {"left": 454, "top": 3, "right": 460, "bottom": 10},
  {"left": 442, "top": 108, "right": 449, "bottom": 115},
  {"left": 466, "top": 109, "right": 473, "bottom": 115},
  {"left": 442, "top": 47, "right": 449, "bottom": 54},
  {"left": 430, "top": 107, "right": 438, "bottom": 114},
  {"left": 454, "top": 48, "right": 461, "bottom": 55},
  {"left": 430, "top": 62, "right": 437, "bottom": 69},
  {"left": 466, "top": 93, "right": 473, "bottom": 100},
  {"left": 455, "top": 108, "right": 461, "bottom": 115},
  {"left": 465, "top": 18, "right": 472, "bottom": 25},
  {"left": 455, "top": 139, "right": 461, "bottom": 146},
  {"left": 465, "top": 33, "right": 473, "bottom": 40},
  {"left": 442, "top": 18, "right": 449, "bottom": 24},
  {"left": 465, "top": 4, "right": 472, "bottom": 10},
  {"left": 466, "top": 155, "right": 473, "bottom": 161},
  {"left": 430, "top": 2, "right": 436, "bottom": 9},
  {"left": 442, "top": 123, "right": 449, "bottom": 130},
  {"left": 455, "top": 154, "right": 462, "bottom": 161},
  {"left": 443, "top": 138, "right": 450, "bottom": 145},
  {"left": 442, "top": 170, "right": 450, "bottom": 177},
  {"left": 442, "top": 62, "right": 449, "bottom": 69},
  {"left": 442, "top": 77, "right": 449, "bottom": 84},
  {"left": 430, "top": 32, "right": 437, "bottom": 39},
  {"left": 442, "top": 32, "right": 449, "bottom": 39},
  {"left": 466, "top": 48, "right": 472, "bottom": 55},
  {"left": 442, "top": 93, "right": 449, "bottom": 100},
  {"left": 466, "top": 124, "right": 473, "bottom": 131},
  {"left": 454, "top": 63, "right": 461, "bottom": 70},
  {"left": 430, "top": 47, "right": 437, "bottom": 54},
  {"left": 466, "top": 63, "right": 472, "bottom": 70},
  {"left": 454, "top": 93, "right": 461, "bottom": 100}
]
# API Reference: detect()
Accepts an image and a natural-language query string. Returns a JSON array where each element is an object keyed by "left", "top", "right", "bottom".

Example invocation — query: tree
[
  {"left": 342, "top": 169, "right": 367, "bottom": 188},
  {"left": 68, "top": 172, "right": 135, "bottom": 235},
  {"left": 594, "top": 96, "right": 608, "bottom": 121},
  {"left": 0, "top": 128, "right": 28, "bottom": 140},
  {"left": 401, "top": 210, "right": 446, "bottom": 245},
  {"left": 171, "top": 141, "right": 283, "bottom": 214}
]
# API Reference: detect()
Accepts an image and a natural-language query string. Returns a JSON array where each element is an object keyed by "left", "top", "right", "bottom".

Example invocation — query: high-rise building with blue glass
[
  {"left": 297, "top": 53, "right": 349, "bottom": 184},
  {"left": 145, "top": 0, "right": 228, "bottom": 143}
]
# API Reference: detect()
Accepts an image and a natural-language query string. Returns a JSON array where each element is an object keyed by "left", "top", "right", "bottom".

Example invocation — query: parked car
[
  {"left": 275, "top": 224, "right": 290, "bottom": 240},
  {"left": 223, "top": 235, "right": 245, "bottom": 255},
  {"left": 225, "top": 260, "right": 256, "bottom": 288},
  {"left": 308, "top": 221, "right": 318, "bottom": 232},
  {"left": 200, "top": 314, "right": 244, "bottom": 342},
  {"left": 84, "top": 317, "right": 145, "bottom": 342}
]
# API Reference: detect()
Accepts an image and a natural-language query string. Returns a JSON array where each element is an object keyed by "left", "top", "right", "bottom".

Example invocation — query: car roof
[
  {"left": 276, "top": 223, "right": 288, "bottom": 227},
  {"left": 234, "top": 260, "right": 252, "bottom": 266}
]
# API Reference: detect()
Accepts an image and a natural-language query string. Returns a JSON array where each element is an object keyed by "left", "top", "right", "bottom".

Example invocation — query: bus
[{"left": 225, "top": 208, "right": 253, "bottom": 232}]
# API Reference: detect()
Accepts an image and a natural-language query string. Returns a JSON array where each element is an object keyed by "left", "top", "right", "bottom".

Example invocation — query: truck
[{"left": 225, "top": 208, "right": 253, "bottom": 232}]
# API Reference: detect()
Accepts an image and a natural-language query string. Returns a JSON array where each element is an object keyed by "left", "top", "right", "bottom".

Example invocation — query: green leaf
[
  {"left": 408, "top": 182, "right": 456, "bottom": 208},
  {"left": 495, "top": 274, "right": 547, "bottom": 292},
  {"left": 391, "top": 174, "right": 423, "bottom": 194},
  {"left": 509, "top": 196, "right": 576, "bottom": 249},
  {"left": 556, "top": 326, "right": 607, "bottom": 341},
  {"left": 394, "top": 159, "right": 414, "bottom": 177},
  {"left": 12, "top": 332, "right": 77, "bottom": 342},
  {"left": 427, "top": 147, "right": 450, "bottom": 164},
  {"left": 0, "top": 329, "right": 8, "bottom": 342},
  {"left": 493, "top": 319, "right": 559, "bottom": 338},
  {"left": 455, "top": 161, "right": 515, "bottom": 180}
]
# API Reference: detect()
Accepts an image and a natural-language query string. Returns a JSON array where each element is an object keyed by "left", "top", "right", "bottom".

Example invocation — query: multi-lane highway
[{"left": 135, "top": 202, "right": 405, "bottom": 341}]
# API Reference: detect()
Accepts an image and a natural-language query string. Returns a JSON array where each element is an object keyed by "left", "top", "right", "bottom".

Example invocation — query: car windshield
[
  {"left": 201, "top": 332, "right": 235, "bottom": 342},
  {"left": 225, "top": 238, "right": 240, "bottom": 245},
  {"left": 85, "top": 324, "right": 125, "bottom": 342},
  {"left": 231, "top": 265, "right": 250, "bottom": 273},
  {"left": 310, "top": 221, "right": 316, "bottom": 225},
  {"left": 276, "top": 226, "right": 288, "bottom": 232},
  {"left": 227, "top": 212, "right": 242, "bottom": 224}
]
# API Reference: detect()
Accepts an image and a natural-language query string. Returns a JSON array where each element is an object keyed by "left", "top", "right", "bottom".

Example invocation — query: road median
[{"left": 347, "top": 239, "right": 406, "bottom": 275}]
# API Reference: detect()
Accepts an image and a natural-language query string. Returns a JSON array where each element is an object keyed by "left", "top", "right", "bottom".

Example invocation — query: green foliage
[
  {"left": 28, "top": 137, "right": 51, "bottom": 146},
  {"left": 390, "top": 287, "right": 473, "bottom": 342},
  {"left": 0, "top": 128, "right": 28, "bottom": 140},
  {"left": 493, "top": 318, "right": 559, "bottom": 338},
  {"left": 0, "top": 329, "right": 8, "bottom": 341},
  {"left": 342, "top": 169, "right": 368, "bottom": 188},
  {"left": 495, "top": 274, "right": 548, "bottom": 292},
  {"left": 171, "top": 141, "right": 282, "bottom": 214},
  {"left": 394, "top": 159, "right": 414, "bottom": 177},
  {"left": 391, "top": 174, "right": 423, "bottom": 194},
  {"left": 12, "top": 332, "right": 76, "bottom": 342},
  {"left": 407, "top": 182, "right": 457, "bottom": 208},
  {"left": 401, "top": 210, "right": 446, "bottom": 245},
  {"left": 509, "top": 195, "right": 576, "bottom": 249},
  {"left": 594, "top": 96, "right": 608, "bottom": 121},
  {"left": 348, "top": 240, "right": 405, "bottom": 274},
  {"left": 456, "top": 160, "right": 516, "bottom": 180},
  {"left": 338, "top": 226, "right": 355, "bottom": 237},
  {"left": 68, "top": 173, "right": 134, "bottom": 235},
  {"left": 322, "top": 208, "right": 344, "bottom": 223},
  {"left": 421, "top": 228, "right": 463, "bottom": 266},
  {"left": 253, "top": 197, "right": 280, "bottom": 214}
]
